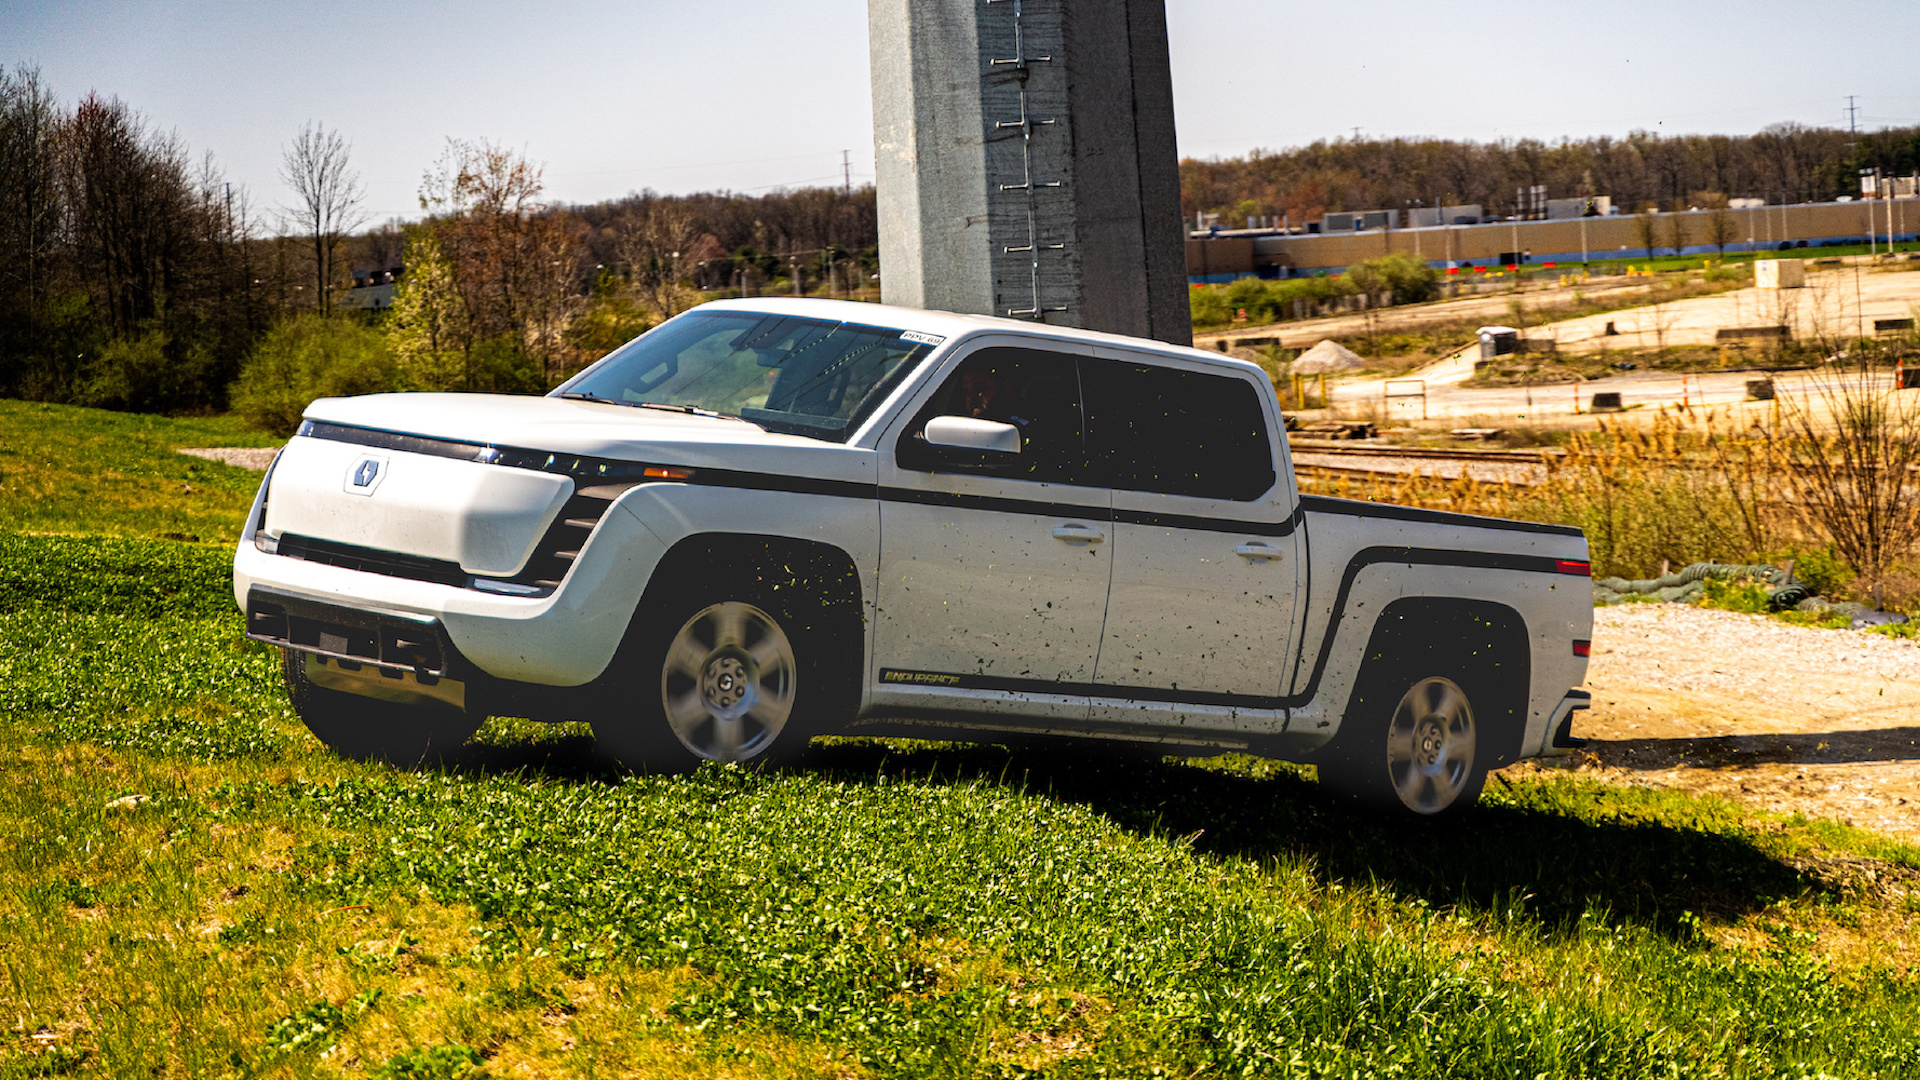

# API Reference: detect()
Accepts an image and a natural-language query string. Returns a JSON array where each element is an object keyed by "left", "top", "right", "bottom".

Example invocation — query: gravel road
[
  {"left": 179, "top": 447, "right": 278, "bottom": 470},
  {"left": 1547, "top": 603, "right": 1920, "bottom": 841}
]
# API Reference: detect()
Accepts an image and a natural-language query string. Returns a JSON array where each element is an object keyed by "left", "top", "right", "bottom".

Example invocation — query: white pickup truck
[{"left": 234, "top": 297, "right": 1593, "bottom": 814}]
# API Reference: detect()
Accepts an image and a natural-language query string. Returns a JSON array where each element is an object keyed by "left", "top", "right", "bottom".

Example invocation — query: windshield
[{"left": 557, "top": 310, "right": 936, "bottom": 442}]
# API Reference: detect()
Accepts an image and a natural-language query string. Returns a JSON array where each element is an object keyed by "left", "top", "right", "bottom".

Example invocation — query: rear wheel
[
  {"left": 281, "top": 650, "right": 484, "bottom": 765},
  {"left": 1321, "top": 672, "right": 1489, "bottom": 815},
  {"left": 593, "top": 588, "right": 819, "bottom": 771}
]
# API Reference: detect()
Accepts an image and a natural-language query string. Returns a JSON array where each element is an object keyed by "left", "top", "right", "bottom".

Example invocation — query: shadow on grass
[
  {"left": 423, "top": 727, "right": 1815, "bottom": 939},
  {"left": 800, "top": 738, "right": 1815, "bottom": 937}
]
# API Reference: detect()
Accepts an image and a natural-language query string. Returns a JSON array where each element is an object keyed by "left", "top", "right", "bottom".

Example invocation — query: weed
[
  {"left": 1699, "top": 577, "right": 1772, "bottom": 613},
  {"left": 369, "top": 1043, "right": 483, "bottom": 1080}
]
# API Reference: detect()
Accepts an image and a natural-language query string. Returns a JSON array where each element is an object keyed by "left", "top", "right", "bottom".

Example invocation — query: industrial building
[{"left": 1186, "top": 196, "right": 1920, "bottom": 282}]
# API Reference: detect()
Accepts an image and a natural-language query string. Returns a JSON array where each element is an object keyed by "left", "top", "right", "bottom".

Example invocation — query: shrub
[
  {"left": 1189, "top": 287, "right": 1232, "bottom": 327},
  {"left": 1346, "top": 253, "right": 1440, "bottom": 305},
  {"left": 73, "top": 329, "right": 230, "bottom": 413},
  {"left": 1770, "top": 544, "right": 1855, "bottom": 599},
  {"left": 229, "top": 315, "right": 399, "bottom": 434}
]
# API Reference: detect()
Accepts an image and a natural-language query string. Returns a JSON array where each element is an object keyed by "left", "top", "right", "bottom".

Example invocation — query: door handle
[
  {"left": 1236, "top": 541, "right": 1284, "bottom": 561},
  {"left": 1052, "top": 523, "right": 1105, "bottom": 544}
]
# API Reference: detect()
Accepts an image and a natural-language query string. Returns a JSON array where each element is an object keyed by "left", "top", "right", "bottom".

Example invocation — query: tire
[
  {"left": 1320, "top": 671, "right": 1490, "bottom": 815},
  {"left": 280, "top": 649, "right": 484, "bottom": 766},
  {"left": 592, "top": 580, "right": 827, "bottom": 772}
]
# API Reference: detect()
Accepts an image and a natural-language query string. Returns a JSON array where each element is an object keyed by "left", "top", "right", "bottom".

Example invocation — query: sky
[{"left": 5, "top": 0, "right": 1917, "bottom": 224}]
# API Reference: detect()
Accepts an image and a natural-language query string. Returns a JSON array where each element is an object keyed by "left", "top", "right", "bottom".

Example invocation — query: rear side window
[{"left": 1081, "top": 360, "right": 1276, "bottom": 500}]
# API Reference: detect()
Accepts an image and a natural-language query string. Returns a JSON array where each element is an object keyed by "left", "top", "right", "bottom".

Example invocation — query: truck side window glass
[
  {"left": 1081, "top": 361, "right": 1276, "bottom": 501},
  {"left": 896, "top": 347, "right": 1087, "bottom": 484}
]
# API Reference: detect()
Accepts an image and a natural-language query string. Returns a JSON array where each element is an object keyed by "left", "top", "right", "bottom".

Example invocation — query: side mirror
[{"left": 923, "top": 415, "right": 1020, "bottom": 455}]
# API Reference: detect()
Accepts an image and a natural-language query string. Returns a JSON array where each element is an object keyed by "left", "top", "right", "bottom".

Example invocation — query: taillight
[
  {"left": 1556, "top": 559, "right": 1592, "bottom": 577},
  {"left": 1572, "top": 640, "right": 1591, "bottom": 657}
]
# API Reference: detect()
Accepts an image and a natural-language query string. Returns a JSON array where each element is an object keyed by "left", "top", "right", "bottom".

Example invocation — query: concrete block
[
  {"left": 1756, "top": 259, "right": 1806, "bottom": 288},
  {"left": 869, "top": 0, "right": 1190, "bottom": 345}
]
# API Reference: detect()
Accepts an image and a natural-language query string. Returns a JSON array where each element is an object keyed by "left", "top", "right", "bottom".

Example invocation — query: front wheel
[
  {"left": 1320, "top": 674, "right": 1488, "bottom": 815},
  {"left": 281, "top": 650, "right": 484, "bottom": 766},
  {"left": 593, "top": 594, "right": 816, "bottom": 771}
]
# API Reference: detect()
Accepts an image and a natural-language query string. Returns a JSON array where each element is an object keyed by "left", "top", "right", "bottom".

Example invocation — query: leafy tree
[
  {"left": 564, "top": 272, "right": 652, "bottom": 358},
  {"left": 418, "top": 138, "right": 584, "bottom": 383},
  {"left": 385, "top": 229, "right": 470, "bottom": 391}
]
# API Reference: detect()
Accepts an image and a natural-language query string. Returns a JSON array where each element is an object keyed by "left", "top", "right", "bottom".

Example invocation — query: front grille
[
  {"left": 471, "top": 483, "right": 635, "bottom": 592},
  {"left": 275, "top": 535, "right": 468, "bottom": 588}
]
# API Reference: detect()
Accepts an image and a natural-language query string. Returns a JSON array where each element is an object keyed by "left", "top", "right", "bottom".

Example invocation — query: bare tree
[
  {"left": 1706, "top": 207, "right": 1737, "bottom": 258},
  {"left": 1633, "top": 210, "right": 1660, "bottom": 260},
  {"left": 1665, "top": 207, "right": 1692, "bottom": 259},
  {"left": 611, "top": 198, "right": 703, "bottom": 320},
  {"left": 280, "top": 121, "right": 366, "bottom": 315}
]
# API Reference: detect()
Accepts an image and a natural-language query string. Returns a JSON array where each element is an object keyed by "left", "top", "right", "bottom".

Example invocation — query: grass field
[
  {"left": 8, "top": 405, "right": 1920, "bottom": 1077},
  {"left": 0, "top": 399, "right": 282, "bottom": 542}
]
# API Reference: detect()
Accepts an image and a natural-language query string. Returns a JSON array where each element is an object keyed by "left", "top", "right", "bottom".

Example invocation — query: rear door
[
  {"left": 1082, "top": 354, "right": 1301, "bottom": 703},
  {"left": 872, "top": 344, "right": 1111, "bottom": 719}
]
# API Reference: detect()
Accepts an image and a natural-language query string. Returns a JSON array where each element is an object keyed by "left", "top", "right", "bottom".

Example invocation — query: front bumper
[{"left": 234, "top": 493, "right": 672, "bottom": 688}]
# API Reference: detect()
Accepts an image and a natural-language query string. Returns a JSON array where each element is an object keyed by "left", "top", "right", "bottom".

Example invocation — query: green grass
[
  {"left": 0, "top": 398, "right": 281, "bottom": 541},
  {"left": 8, "top": 402, "right": 1920, "bottom": 1076}
]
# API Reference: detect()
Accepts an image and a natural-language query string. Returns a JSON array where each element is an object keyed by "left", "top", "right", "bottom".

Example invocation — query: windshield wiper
[
  {"left": 557, "top": 390, "right": 623, "bottom": 404},
  {"left": 635, "top": 401, "right": 751, "bottom": 423}
]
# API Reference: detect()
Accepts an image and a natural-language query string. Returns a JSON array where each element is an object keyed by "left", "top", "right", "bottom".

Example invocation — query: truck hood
[{"left": 303, "top": 392, "right": 875, "bottom": 480}]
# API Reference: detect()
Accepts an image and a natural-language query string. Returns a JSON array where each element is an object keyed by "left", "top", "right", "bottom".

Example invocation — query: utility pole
[{"left": 842, "top": 149, "right": 852, "bottom": 196}]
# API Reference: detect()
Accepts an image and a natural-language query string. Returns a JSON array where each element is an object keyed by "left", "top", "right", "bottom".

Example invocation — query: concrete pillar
[{"left": 870, "top": 0, "right": 1191, "bottom": 346}]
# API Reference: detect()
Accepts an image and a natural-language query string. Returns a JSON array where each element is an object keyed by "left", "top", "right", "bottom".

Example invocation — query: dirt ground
[
  {"left": 1533, "top": 263, "right": 1920, "bottom": 354},
  {"left": 1193, "top": 275, "right": 1660, "bottom": 351},
  {"left": 1520, "top": 603, "right": 1920, "bottom": 843}
]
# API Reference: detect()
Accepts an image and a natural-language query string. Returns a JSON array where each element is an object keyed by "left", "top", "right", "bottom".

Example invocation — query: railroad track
[
  {"left": 1290, "top": 461, "right": 1538, "bottom": 487},
  {"left": 1286, "top": 438, "right": 1563, "bottom": 463}
]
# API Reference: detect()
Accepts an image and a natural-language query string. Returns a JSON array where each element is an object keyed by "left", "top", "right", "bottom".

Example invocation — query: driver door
[{"left": 872, "top": 345, "right": 1112, "bottom": 721}]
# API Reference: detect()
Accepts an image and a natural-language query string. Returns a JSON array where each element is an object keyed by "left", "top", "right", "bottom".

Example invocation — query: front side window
[
  {"left": 895, "top": 347, "right": 1087, "bottom": 484},
  {"left": 559, "top": 311, "right": 933, "bottom": 442},
  {"left": 1081, "top": 361, "right": 1276, "bottom": 500}
]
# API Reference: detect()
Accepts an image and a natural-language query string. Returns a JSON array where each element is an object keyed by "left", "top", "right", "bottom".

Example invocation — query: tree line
[
  {"left": 10, "top": 60, "right": 1916, "bottom": 422},
  {"left": 0, "top": 66, "right": 879, "bottom": 420},
  {"left": 1181, "top": 124, "right": 1920, "bottom": 229}
]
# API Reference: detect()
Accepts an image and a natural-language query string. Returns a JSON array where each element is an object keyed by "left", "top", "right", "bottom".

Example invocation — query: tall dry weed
[{"left": 1296, "top": 409, "right": 1815, "bottom": 579}]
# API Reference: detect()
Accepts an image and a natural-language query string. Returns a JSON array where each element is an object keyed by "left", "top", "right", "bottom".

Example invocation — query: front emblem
[{"left": 344, "top": 454, "right": 389, "bottom": 496}]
